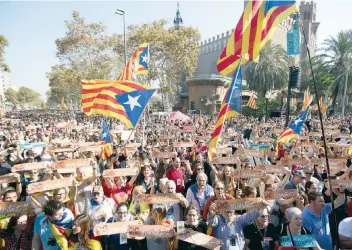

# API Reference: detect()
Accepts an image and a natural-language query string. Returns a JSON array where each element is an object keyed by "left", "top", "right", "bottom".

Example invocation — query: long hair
[{"left": 73, "top": 214, "right": 91, "bottom": 247}]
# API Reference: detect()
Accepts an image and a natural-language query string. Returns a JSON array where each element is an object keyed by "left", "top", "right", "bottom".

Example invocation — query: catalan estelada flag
[
  {"left": 302, "top": 88, "right": 311, "bottom": 111},
  {"left": 275, "top": 104, "right": 310, "bottom": 155},
  {"left": 99, "top": 120, "right": 113, "bottom": 159},
  {"left": 117, "top": 43, "right": 149, "bottom": 81},
  {"left": 217, "top": 0, "right": 298, "bottom": 76},
  {"left": 81, "top": 80, "right": 153, "bottom": 128},
  {"left": 208, "top": 64, "right": 242, "bottom": 160},
  {"left": 248, "top": 92, "right": 257, "bottom": 109}
]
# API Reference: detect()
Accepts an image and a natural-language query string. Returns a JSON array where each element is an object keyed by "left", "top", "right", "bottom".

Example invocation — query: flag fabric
[
  {"left": 275, "top": 105, "right": 310, "bottom": 155},
  {"left": 81, "top": 80, "right": 153, "bottom": 128},
  {"left": 48, "top": 220, "right": 72, "bottom": 250},
  {"left": 248, "top": 92, "right": 257, "bottom": 109},
  {"left": 208, "top": 64, "right": 242, "bottom": 160},
  {"left": 217, "top": 0, "right": 298, "bottom": 76},
  {"left": 117, "top": 43, "right": 149, "bottom": 81},
  {"left": 226, "top": 67, "right": 243, "bottom": 118},
  {"left": 319, "top": 96, "right": 328, "bottom": 116},
  {"left": 60, "top": 97, "right": 66, "bottom": 110},
  {"left": 98, "top": 120, "right": 113, "bottom": 159},
  {"left": 302, "top": 88, "right": 311, "bottom": 111}
]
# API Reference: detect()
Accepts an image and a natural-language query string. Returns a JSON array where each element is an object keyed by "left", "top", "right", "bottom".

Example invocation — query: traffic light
[{"left": 289, "top": 66, "right": 300, "bottom": 88}]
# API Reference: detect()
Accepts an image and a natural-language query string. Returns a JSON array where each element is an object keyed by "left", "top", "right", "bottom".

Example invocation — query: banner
[
  {"left": 264, "top": 189, "right": 297, "bottom": 200},
  {"left": 12, "top": 162, "right": 48, "bottom": 172},
  {"left": 0, "top": 202, "right": 30, "bottom": 215},
  {"left": 177, "top": 229, "right": 222, "bottom": 250},
  {"left": 151, "top": 151, "right": 177, "bottom": 159},
  {"left": 19, "top": 142, "right": 46, "bottom": 150},
  {"left": 174, "top": 142, "right": 195, "bottom": 148},
  {"left": 279, "top": 235, "right": 317, "bottom": 248},
  {"left": 102, "top": 168, "right": 139, "bottom": 178},
  {"left": 215, "top": 198, "right": 262, "bottom": 212},
  {"left": 79, "top": 145, "right": 103, "bottom": 153},
  {"left": 54, "top": 158, "right": 95, "bottom": 169},
  {"left": 27, "top": 178, "right": 73, "bottom": 194},
  {"left": 210, "top": 157, "right": 237, "bottom": 165},
  {"left": 127, "top": 225, "right": 175, "bottom": 238},
  {"left": 0, "top": 173, "right": 19, "bottom": 184},
  {"left": 139, "top": 193, "right": 181, "bottom": 204},
  {"left": 94, "top": 220, "right": 141, "bottom": 236}
]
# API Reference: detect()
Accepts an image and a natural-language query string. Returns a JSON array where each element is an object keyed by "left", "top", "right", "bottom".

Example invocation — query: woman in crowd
[
  {"left": 68, "top": 214, "right": 102, "bottom": 250},
  {"left": 88, "top": 186, "right": 116, "bottom": 226},
  {"left": 134, "top": 165, "right": 157, "bottom": 194},
  {"left": 278, "top": 207, "right": 321, "bottom": 250},
  {"left": 0, "top": 215, "right": 32, "bottom": 250},
  {"left": 174, "top": 206, "right": 207, "bottom": 250}
]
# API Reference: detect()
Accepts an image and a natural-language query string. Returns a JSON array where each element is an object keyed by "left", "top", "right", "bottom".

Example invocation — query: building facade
[{"left": 179, "top": 1, "right": 319, "bottom": 114}]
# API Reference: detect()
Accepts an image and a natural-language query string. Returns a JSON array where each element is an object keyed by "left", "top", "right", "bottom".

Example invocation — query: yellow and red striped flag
[
  {"left": 117, "top": 43, "right": 149, "bottom": 81},
  {"left": 302, "top": 88, "right": 311, "bottom": 111},
  {"left": 319, "top": 96, "right": 328, "bottom": 116},
  {"left": 247, "top": 92, "right": 257, "bottom": 109},
  {"left": 217, "top": 0, "right": 298, "bottom": 76},
  {"left": 208, "top": 65, "right": 242, "bottom": 160},
  {"left": 60, "top": 97, "right": 66, "bottom": 110},
  {"left": 81, "top": 80, "right": 153, "bottom": 128}
]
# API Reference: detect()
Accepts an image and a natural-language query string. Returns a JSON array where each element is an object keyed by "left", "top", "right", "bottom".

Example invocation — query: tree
[
  {"left": 244, "top": 41, "right": 288, "bottom": 97},
  {"left": 320, "top": 30, "right": 352, "bottom": 116},
  {"left": 17, "top": 87, "right": 42, "bottom": 107},
  {"left": 4, "top": 88, "right": 18, "bottom": 106},
  {"left": 127, "top": 20, "right": 200, "bottom": 108},
  {"left": 0, "top": 34, "right": 10, "bottom": 72},
  {"left": 47, "top": 11, "right": 123, "bottom": 106}
]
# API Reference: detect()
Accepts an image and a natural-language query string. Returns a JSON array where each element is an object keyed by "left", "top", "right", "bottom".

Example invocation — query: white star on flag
[
  {"left": 294, "top": 118, "right": 303, "bottom": 125},
  {"left": 102, "top": 133, "right": 107, "bottom": 138},
  {"left": 142, "top": 54, "right": 148, "bottom": 63},
  {"left": 124, "top": 95, "right": 142, "bottom": 111}
]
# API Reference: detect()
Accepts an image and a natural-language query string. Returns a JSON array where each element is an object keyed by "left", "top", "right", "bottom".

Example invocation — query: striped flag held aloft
[{"left": 247, "top": 93, "right": 257, "bottom": 109}]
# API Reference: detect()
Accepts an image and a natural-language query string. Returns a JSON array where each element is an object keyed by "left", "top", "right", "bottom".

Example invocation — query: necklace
[{"left": 254, "top": 221, "right": 267, "bottom": 240}]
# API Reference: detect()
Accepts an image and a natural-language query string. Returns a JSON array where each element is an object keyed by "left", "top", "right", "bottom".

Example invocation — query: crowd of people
[{"left": 0, "top": 109, "right": 351, "bottom": 250}]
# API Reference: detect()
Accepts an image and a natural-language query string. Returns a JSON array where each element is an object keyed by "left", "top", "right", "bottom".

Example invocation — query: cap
[
  {"left": 303, "top": 166, "right": 313, "bottom": 173},
  {"left": 92, "top": 186, "right": 103, "bottom": 194},
  {"left": 292, "top": 170, "right": 306, "bottom": 178}
]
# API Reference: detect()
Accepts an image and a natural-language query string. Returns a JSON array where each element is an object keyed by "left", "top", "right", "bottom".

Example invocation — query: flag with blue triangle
[
  {"left": 115, "top": 89, "right": 155, "bottom": 128},
  {"left": 98, "top": 120, "right": 112, "bottom": 143}
]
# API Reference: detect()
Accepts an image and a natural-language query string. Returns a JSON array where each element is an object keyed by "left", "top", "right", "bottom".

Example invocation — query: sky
[{"left": 0, "top": 0, "right": 352, "bottom": 99}]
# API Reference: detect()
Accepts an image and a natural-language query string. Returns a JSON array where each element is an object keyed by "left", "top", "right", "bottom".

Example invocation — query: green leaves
[
  {"left": 0, "top": 34, "right": 10, "bottom": 72},
  {"left": 5, "top": 87, "right": 41, "bottom": 108}
]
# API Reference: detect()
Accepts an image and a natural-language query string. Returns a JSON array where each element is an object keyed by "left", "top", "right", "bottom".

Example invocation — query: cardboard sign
[
  {"left": 102, "top": 168, "right": 139, "bottom": 178},
  {"left": 215, "top": 147, "right": 232, "bottom": 155},
  {"left": 236, "top": 149, "right": 263, "bottom": 157},
  {"left": 264, "top": 189, "right": 297, "bottom": 200},
  {"left": 79, "top": 145, "right": 103, "bottom": 152},
  {"left": 215, "top": 198, "right": 262, "bottom": 212},
  {"left": 12, "top": 162, "right": 48, "bottom": 172},
  {"left": 151, "top": 151, "right": 177, "bottom": 159},
  {"left": 27, "top": 178, "right": 73, "bottom": 194},
  {"left": 211, "top": 157, "right": 237, "bottom": 165},
  {"left": 177, "top": 229, "right": 222, "bottom": 250},
  {"left": 19, "top": 142, "right": 46, "bottom": 150},
  {"left": 281, "top": 158, "right": 310, "bottom": 166},
  {"left": 0, "top": 202, "right": 30, "bottom": 215},
  {"left": 158, "top": 135, "right": 174, "bottom": 140},
  {"left": 54, "top": 158, "right": 95, "bottom": 169},
  {"left": 279, "top": 235, "right": 317, "bottom": 248},
  {"left": 253, "top": 138, "right": 273, "bottom": 143},
  {"left": 127, "top": 225, "right": 175, "bottom": 238},
  {"left": 232, "top": 169, "right": 265, "bottom": 178},
  {"left": 139, "top": 193, "right": 181, "bottom": 204},
  {"left": 125, "top": 143, "right": 141, "bottom": 149},
  {"left": 0, "top": 173, "right": 19, "bottom": 184},
  {"left": 300, "top": 143, "right": 318, "bottom": 148},
  {"left": 259, "top": 123, "right": 273, "bottom": 128},
  {"left": 332, "top": 180, "right": 352, "bottom": 188},
  {"left": 94, "top": 220, "right": 141, "bottom": 236},
  {"left": 194, "top": 135, "right": 210, "bottom": 141},
  {"left": 174, "top": 142, "right": 194, "bottom": 148},
  {"left": 183, "top": 125, "right": 195, "bottom": 132},
  {"left": 49, "top": 147, "right": 74, "bottom": 153},
  {"left": 263, "top": 166, "right": 290, "bottom": 175}
]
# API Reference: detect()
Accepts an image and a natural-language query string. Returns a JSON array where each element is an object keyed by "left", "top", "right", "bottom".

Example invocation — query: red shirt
[
  {"left": 111, "top": 183, "right": 133, "bottom": 204},
  {"left": 165, "top": 167, "right": 185, "bottom": 193}
]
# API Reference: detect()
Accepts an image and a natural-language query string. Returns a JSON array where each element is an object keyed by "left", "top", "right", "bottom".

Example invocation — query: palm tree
[
  {"left": 320, "top": 30, "right": 352, "bottom": 117},
  {"left": 244, "top": 41, "right": 288, "bottom": 97}
]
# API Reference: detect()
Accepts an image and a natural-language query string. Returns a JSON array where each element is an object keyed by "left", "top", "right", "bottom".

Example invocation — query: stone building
[{"left": 177, "top": 1, "right": 319, "bottom": 114}]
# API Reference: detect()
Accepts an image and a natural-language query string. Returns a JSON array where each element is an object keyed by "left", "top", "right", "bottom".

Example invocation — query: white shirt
[{"left": 339, "top": 217, "right": 352, "bottom": 250}]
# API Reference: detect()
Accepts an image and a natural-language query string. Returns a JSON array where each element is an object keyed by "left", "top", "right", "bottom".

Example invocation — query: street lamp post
[{"left": 115, "top": 9, "right": 127, "bottom": 66}]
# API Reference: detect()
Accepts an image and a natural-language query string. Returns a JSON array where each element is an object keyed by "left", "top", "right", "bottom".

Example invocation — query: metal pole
[
  {"left": 116, "top": 9, "right": 127, "bottom": 66},
  {"left": 285, "top": 67, "right": 292, "bottom": 127}
]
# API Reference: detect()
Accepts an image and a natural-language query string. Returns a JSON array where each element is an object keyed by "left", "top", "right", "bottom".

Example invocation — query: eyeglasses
[{"left": 260, "top": 215, "right": 269, "bottom": 218}]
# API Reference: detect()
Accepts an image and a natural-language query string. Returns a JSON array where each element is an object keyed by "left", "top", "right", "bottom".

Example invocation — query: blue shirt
[
  {"left": 208, "top": 209, "right": 259, "bottom": 250},
  {"left": 284, "top": 180, "right": 296, "bottom": 190},
  {"left": 302, "top": 204, "right": 332, "bottom": 250},
  {"left": 33, "top": 208, "right": 74, "bottom": 250}
]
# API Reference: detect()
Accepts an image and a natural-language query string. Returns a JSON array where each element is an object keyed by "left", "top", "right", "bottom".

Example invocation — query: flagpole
[{"left": 300, "top": 14, "right": 339, "bottom": 248}]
